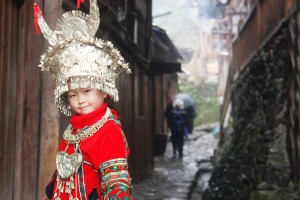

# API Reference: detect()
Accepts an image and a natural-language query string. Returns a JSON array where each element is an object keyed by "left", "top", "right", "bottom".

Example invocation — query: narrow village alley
[
  {"left": 132, "top": 125, "right": 219, "bottom": 200},
  {"left": 4, "top": 1, "right": 300, "bottom": 200}
]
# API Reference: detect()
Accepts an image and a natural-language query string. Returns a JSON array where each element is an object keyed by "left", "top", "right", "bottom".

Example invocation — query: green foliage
[
  {"left": 194, "top": 96, "right": 220, "bottom": 126},
  {"left": 179, "top": 82, "right": 220, "bottom": 126},
  {"left": 250, "top": 191, "right": 275, "bottom": 200}
]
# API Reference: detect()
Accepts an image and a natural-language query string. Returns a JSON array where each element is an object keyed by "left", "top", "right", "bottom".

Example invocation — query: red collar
[{"left": 70, "top": 103, "right": 108, "bottom": 129}]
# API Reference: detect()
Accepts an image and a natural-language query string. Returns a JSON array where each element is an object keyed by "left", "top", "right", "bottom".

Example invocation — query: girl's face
[{"left": 67, "top": 87, "right": 108, "bottom": 115}]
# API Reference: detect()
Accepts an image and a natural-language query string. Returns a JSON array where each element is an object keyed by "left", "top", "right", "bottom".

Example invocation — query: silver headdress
[{"left": 34, "top": 0, "right": 131, "bottom": 116}]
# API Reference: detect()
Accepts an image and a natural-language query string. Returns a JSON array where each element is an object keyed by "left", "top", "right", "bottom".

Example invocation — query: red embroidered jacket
[{"left": 45, "top": 103, "right": 132, "bottom": 199}]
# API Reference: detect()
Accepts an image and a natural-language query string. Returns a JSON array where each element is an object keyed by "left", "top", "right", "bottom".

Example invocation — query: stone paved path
[{"left": 131, "top": 126, "right": 218, "bottom": 199}]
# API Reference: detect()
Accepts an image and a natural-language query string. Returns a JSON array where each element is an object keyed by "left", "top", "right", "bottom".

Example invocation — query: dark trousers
[
  {"left": 171, "top": 128, "right": 184, "bottom": 157},
  {"left": 170, "top": 133, "right": 184, "bottom": 157}
]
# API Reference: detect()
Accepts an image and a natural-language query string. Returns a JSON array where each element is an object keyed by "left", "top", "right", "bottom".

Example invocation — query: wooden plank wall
[
  {"left": 114, "top": 64, "right": 153, "bottom": 179},
  {"left": 37, "top": 1, "right": 61, "bottom": 200},
  {"left": 0, "top": 1, "right": 19, "bottom": 199},
  {"left": 0, "top": 0, "right": 60, "bottom": 199}
]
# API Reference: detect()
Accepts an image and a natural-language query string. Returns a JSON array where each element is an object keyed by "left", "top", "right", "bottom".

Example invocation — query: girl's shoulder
[
  {"left": 95, "top": 117, "right": 123, "bottom": 139},
  {"left": 109, "top": 107, "right": 119, "bottom": 120}
]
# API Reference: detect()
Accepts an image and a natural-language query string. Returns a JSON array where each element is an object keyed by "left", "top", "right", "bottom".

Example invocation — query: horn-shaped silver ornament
[
  {"left": 86, "top": 0, "right": 100, "bottom": 36},
  {"left": 35, "top": 8, "right": 59, "bottom": 46},
  {"left": 36, "top": 0, "right": 100, "bottom": 44}
]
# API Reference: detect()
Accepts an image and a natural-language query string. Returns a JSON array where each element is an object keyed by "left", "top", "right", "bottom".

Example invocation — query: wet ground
[{"left": 132, "top": 125, "right": 219, "bottom": 200}]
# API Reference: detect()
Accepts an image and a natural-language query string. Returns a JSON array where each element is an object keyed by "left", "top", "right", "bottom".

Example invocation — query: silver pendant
[{"left": 56, "top": 151, "right": 82, "bottom": 178}]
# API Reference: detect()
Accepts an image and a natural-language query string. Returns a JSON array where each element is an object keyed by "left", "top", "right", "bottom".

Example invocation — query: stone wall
[
  {"left": 287, "top": 9, "right": 300, "bottom": 193},
  {"left": 203, "top": 28, "right": 299, "bottom": 199}
]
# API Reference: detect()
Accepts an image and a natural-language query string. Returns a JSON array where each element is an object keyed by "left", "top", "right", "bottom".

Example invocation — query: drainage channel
[{"left": 187, "top": 159, "right": 214, "bottom": 200}]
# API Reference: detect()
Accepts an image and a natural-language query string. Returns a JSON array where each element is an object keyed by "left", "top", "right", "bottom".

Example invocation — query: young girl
[{"left": 34, "top": 0, "right": 133, "bottom": 199}]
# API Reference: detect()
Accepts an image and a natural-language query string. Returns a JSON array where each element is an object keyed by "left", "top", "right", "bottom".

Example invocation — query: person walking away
[
  {"left": 169, "top": 99, "right": 188, "bottom": 159},
  {"left": 34, "top": 1, "right": 133, "bottom": 199},
  {"left": 185, "top": 105, "right": 197, "bottom": 134}
]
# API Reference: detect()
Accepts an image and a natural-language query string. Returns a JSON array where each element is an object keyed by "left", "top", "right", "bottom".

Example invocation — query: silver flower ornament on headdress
[{"left": 33, "top": 0, "right": 131, "bottom": 116}]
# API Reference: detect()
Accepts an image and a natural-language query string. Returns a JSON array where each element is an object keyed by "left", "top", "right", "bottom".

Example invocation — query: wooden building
[
  {"left": 150, "top": 26, "right": 182, "bottom": 156},
  {"left": 211, "top": 0, "right": 300, "bottom": 198},
  {"left": 0, "top": 0, "right": 181, "bottom": 199}
]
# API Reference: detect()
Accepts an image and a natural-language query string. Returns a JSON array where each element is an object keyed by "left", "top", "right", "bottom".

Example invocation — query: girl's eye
[
  {"left": 85, "top": 90, "right": 91, "bottom": 93},
  {"left": 68, "top": 94, "right": 76, "bottom": 98}
]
